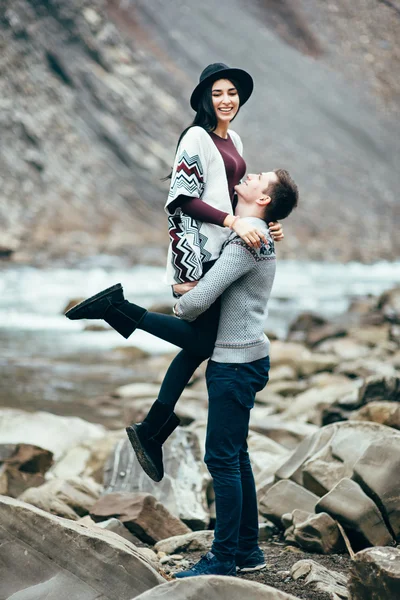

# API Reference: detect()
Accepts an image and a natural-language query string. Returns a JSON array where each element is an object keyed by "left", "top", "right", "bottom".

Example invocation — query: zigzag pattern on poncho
[{"left": 168, "top": 150, "right": 204, "bottom": 199}]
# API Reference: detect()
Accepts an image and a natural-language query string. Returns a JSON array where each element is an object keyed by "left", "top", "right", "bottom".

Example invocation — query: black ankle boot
[
  {"left": 125, "top": 400, "right": 180, "bottom": 482},
  {"left": 65, "top": 283, "right": 147, "bottom": 339}
]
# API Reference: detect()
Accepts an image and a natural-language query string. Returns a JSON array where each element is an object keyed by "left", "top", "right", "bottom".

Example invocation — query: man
[
  {"left": 65, "top": 169, "right": 298, "bottom": 577},
  {"left": 172, "top": 169, "right": 299, "bottom": 578}
]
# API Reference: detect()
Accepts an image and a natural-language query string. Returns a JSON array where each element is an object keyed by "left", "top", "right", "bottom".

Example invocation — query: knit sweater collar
[{"left": 240, "top": 216, "right": 268, "bottom": 231}]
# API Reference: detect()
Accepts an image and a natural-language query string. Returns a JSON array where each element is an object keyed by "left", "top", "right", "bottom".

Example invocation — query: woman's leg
[
  {"left": 121, "top": 295, "right": 220, "bottom": 357},
  {"left": 157, "top": 350, "right": 205, "bottom": 409},
  {"left": 65, "top": 281, "right": 219, "bottom": 357},
  {"left": 125, "top": 299, "right": 220, "bottom": 482}
]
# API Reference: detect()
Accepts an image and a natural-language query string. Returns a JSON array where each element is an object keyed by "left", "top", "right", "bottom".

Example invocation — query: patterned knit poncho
[{"left": 164, "top": 126, "right": 243, "bottom": 285}]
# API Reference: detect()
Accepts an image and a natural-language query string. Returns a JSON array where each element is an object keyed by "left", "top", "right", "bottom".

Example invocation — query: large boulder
[
  {"left": 348, "top": 546, "right": 400, "bottom": 600},
  {"left": 278, "top": 381, "right": 360, "bottom": 426},
  {"left": 275, "top": 421, "right": 400, "bottom": 497},
  {"left": 50, "top": 430, "right": 124, "bottom": 482},
  {"left": 0, "top": 495, "right": 164, "bottom": 599},
  {"left": 316, "top": 478, "right": 394, "bottom": 549},
  {"left": 245, "top": 431, "right": 290, "bottom": 485},
  {"left": 258, "top": 480, "right": 318, "bottom": 527},
  {"left": 293, "top": 512, "right": 345, "bottom": 554},
  {"left": 90, "top": 492, "right": 190, "bottom": 544},
  {"left": 134, "top": 575, "right": 302, "bottom": 600},
  {"left": 250, "top": 416, "right": 318, "bottom": 450},
  {"left": 104, "top": 429, "right": 210, "bottom": 530},
  {"left": 353, "top": 437, "right": 400, "bottom": 540},
  {"left": 322, "top": 375, "right": 400, "bottom": 426},
  {"left": 19, "top": 477, "right": 102, "bottom": 520},
  {"left": 0, "top": 409, "right": 106, "bottom": 461}
]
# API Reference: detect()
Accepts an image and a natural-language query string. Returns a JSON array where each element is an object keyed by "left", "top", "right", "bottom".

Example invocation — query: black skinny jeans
[
  {"left": 138, "top": 297, "right": 221, "bottom": 407},
  {"left": 119, "top": 261, "right": 220, "bottom": 409}
]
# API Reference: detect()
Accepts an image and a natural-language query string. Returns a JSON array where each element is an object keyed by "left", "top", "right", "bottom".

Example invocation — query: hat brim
[{"left": 190, "top": 68, "right": 254, "bottom": 111}]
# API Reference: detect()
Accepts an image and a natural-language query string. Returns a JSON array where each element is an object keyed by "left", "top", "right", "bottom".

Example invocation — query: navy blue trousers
[{"left": 204, "top": 356, "right": 270, "bottom": 560}]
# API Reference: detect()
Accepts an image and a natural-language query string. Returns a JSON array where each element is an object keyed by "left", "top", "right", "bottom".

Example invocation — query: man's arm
[{"left": 174, "top": 239, "right": 256, "bottom": 321}]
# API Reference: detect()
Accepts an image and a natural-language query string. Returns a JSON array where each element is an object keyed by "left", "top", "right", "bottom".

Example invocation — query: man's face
[{"left": 235, "top": 172, "right": 278, "bottom": 203}]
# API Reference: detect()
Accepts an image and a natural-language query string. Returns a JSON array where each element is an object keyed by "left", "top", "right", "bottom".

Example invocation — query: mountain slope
[{"left": 1, "top": 0, "right": 399, "bottom": 264}]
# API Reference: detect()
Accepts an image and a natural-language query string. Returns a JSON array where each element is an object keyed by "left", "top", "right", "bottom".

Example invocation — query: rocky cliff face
[
  {"left": 0, "top": 0, "right": 181, "bottom": 264},
  {"left": 1, "top": 0, "right": 399, "bottom": 264}
]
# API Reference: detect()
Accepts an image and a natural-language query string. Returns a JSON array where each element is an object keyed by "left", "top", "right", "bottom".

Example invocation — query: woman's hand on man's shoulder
[{"left": 268, "top": 221, "right": 284, "bottom": 242}]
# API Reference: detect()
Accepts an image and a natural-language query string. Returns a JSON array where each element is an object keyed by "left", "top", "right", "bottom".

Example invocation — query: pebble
[{"left": 159, "top": 554, "right": 184, "bottom": 565}]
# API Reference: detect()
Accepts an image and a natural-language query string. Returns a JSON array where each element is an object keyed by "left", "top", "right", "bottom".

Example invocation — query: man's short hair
[{"left": 264, "top": 169, "right": 299, "bottom": 222}]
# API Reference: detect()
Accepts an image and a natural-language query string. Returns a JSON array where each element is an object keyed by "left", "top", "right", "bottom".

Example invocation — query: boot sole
[
  {"left": 125, "top": 425, "right": 162, "bottom": 482},
  {"left": 236, "top": 562, "right": 267, "bottom": 573},
  {"left": 65, "top": 283, "right": 122, "bottom": 319}
]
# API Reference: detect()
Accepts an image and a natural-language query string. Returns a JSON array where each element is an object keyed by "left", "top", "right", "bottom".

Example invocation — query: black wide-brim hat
[{"left": 190, "top": 63, "right": 254, "bottom": 111}]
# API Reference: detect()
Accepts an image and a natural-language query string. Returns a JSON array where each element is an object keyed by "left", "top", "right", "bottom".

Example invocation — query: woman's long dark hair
[{"left": 163, "top": 78, "right": 242, "bottom": 180}]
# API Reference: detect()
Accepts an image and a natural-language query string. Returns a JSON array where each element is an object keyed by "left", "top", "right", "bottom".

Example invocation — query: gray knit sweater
[{"left": 175, "top": 217, "right": 276, "bottom": 363}]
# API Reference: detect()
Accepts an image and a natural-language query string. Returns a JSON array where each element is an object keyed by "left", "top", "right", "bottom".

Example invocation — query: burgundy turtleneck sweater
[{"left": 169, "top": 131, "right": 246, "bottom": 225}]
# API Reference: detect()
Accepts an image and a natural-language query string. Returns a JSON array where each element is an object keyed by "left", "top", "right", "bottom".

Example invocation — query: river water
[{"left": 1, "top": 260, "right": 399, "bottom": 424}]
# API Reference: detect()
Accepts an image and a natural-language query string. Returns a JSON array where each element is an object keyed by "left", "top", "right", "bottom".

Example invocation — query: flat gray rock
[
  {"left": 276, "top": 421, "right": 400, "bottom": 497},
  {"left": 0, "top": 409, "right": 105, "bottom": 461},
  {"left": 154, "top": 530, "right": 214, "bottom": 554},
  {"left": 19, "top": 477, "right": 101, "bottom": 520},
  {"left": 0, "top": 495, "right": 164, "bottom": 599},
  {"left": 291, "top": 559, "right": 348, "bottom": 600},
  {"left": 258, "top": 480, "right": 319, "bottom": 527},
  {"left": 316, "top": 478, "right": 394, "bottom": 548},
  {"left": 133, "top": 575, "right": 302, "bottom": 599},
  {"left": 353, "top": 437, "right": 400, "bottom": 540}
]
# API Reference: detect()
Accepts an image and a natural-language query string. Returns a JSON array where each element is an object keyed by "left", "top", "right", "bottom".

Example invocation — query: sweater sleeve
[
  {"left": 170, "top": 195, "right": 228, "bottom": 226},
  {"left": 165, "top": 127, "right": 209, "bottom": 214},
  {"left": 175, "top": 239, "right": 256, "bottom": 321}
]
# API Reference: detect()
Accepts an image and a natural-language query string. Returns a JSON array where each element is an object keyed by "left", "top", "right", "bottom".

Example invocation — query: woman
[{"left": 66, "top": 63, "right": 283, "bottom": 482}]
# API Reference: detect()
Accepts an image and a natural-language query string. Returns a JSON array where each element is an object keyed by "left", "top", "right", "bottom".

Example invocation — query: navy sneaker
[
  {"left": 236, "top": 547, "right": 266, "bottom": 573},
  {"left": 174, "top": 552, "right": 236, "bottom": 579}
]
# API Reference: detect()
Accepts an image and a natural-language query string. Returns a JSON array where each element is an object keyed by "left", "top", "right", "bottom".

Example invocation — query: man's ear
[{"left": 256, "top": 195, "right": 271, "bottom": 207}]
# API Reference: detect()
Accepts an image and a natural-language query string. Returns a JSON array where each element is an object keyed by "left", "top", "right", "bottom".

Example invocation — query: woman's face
[{"left": 211, "top": 79, "right": 240, "bottom": 125}]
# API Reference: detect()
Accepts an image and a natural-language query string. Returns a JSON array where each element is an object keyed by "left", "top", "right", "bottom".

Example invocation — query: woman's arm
[
  {"left": 171, "top": 195, "right": 228, "bottom": 226},
  {"left": 172, "top": 195, "right": 267, "bottom": 248}
]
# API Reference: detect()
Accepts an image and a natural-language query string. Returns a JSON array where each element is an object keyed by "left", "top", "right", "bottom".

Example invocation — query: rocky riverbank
[{"left": 1, "top": 285, "right": 400, "bottom": 599}]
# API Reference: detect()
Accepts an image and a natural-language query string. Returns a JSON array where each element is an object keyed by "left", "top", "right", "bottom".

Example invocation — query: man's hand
[
  {"left": 269, "top": 221, "right": 284, "bottom": 242},
  {"left": 231, "top": 217, "right": 268, "bottom": 248},
  {"left": 173, "top": 281, "right": 199, "bottom": 296}
]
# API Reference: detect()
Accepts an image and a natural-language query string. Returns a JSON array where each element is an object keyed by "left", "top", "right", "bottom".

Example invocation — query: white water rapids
[{"left": 0, "top": 260, "right": 399, "bottom": 356}]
